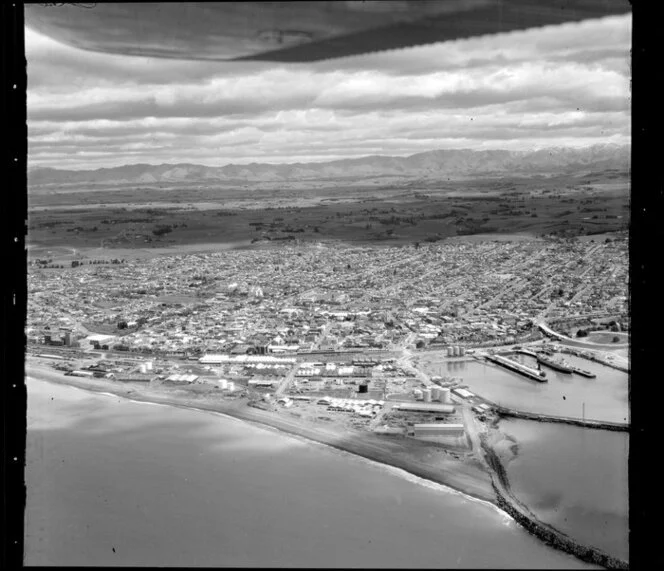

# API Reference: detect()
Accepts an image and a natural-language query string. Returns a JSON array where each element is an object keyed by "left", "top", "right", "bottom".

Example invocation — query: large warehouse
[
  {"left": 393, "top": 403, "right": 455, "bottom": 414},
  {"left": 199, "top": 354, "right": 296, "bottom": 365},
  {"left": 412, "top": 423, "right": 465, "bottom": 437}
]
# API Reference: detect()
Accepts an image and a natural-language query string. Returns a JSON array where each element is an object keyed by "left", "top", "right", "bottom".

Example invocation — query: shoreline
[
  {"left": 26, "top": 363, "right": 626, "bottom": 569},
  {"left": 25, "top": 364, "right": 496, "bottom": 504}
]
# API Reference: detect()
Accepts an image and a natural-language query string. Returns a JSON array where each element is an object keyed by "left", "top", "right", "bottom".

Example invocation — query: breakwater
[
  {"left": 479, "top": 434, "right": 629, "bottom": 570},
  {"left": 493, "top": 407, "right": 629, "bottom": 432}
]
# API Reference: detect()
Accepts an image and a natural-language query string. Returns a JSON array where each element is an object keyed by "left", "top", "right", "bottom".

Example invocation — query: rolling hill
[{"left": 28, "top": 144, "right": 629, "bottom": 188}]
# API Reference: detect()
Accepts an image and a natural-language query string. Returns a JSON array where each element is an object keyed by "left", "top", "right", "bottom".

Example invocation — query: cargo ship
[{"left": 536, "top": 354, "right": 573, "bottom": 374}]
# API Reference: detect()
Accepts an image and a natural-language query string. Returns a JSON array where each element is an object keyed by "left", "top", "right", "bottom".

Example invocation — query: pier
[{"left": 485, "top": 354, "right": 547, "bottom": 382}]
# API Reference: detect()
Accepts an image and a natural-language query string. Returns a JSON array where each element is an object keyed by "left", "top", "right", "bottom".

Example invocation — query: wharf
[{"left": 485, "top": 354, "right": 547, "bottom": 382}]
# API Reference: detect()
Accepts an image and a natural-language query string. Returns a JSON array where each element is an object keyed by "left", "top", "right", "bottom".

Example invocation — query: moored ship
[{"left": 536, "top": 353, "right": 573, "bottom": 374}]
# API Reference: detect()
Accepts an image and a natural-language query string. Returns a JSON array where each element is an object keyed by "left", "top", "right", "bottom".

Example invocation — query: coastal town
[
  {"left": 27, "top": 233, "right": 629, "bottom": 441},
  {"left": 17, "top": 1, "right": 636, "bottom": 568}
]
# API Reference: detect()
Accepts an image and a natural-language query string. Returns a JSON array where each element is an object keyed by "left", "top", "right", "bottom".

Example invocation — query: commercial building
[{"left": 85, "top": 334, "right": 119, "bottom": 347}]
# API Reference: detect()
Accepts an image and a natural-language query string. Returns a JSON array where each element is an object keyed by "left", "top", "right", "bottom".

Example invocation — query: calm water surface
[
  {"left": 25, "top": 378, "right": 592, "bottom": 568},
  {"left": 499, "top": 418, "right": 629, "bottom": 562},
  {"left": 422, "top": 356, "right": 628, "bottom": 423}
]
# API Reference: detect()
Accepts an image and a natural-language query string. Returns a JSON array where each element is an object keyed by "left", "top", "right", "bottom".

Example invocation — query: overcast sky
[{"left": 26, "top": 13, "right": 631, "bottom": 170}]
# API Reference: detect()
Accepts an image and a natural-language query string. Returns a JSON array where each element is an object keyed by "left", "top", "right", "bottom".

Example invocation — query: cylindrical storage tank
[
  {"left": 431, "top": 387, "right": 441, "bottom": 401},
  {"left": 146, "top": 361, "right": 153, "bottom": 371},
  {"left": 358, "top": 384, "right": 368, "bottom": 394},
  {"left": 218, "top": 379, "right": 228, "bottom": 390},
  {"left": 440, "top": 387, "right": 451, "bottom": 404},
  {"left": 453, "top": 346, "right": 460, "bottom": 356},
  {"left": 413, "top": 388, "right": 423, "bottom": 400},
  {"left": 447, "top": 346, "right": 454, "bottom": 357},
  {"left": 459, "top": 346, "right": 465, "bottom": 356},
  {"left": 227, "top": 382, "right": 235, "bottom": 391},
  {"left": 139, "top": 364, "right": 147, "bottom": 374},
  {"left": 422, "top": 388, "right": 432, "bottom": 402}
]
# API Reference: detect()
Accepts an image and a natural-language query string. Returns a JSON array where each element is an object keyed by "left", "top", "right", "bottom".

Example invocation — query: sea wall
[{"left": 479, "top": 435, "right": 629, "bottom": 570}]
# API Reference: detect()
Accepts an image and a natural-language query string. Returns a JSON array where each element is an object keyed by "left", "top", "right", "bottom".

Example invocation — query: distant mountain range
[{"left": 28, "top": 144, "right": 629, "bottom": 187}]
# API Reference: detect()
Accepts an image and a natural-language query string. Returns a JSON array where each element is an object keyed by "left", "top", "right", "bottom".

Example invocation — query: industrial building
[
  {"left": 472, "top": 404, "right": 492, "bottom": 414},
  {"left": 393, "top": 403, "right": 455, "bottom": 414},
  {"left": 85, "top": 334, "right": 119, "bottom": 348},
  {"left": 430, "top": 386, "right": 452, "bottom": 403},
  {"left": 452, "top": 388, "right": 475, "bottom": 399},
  {"left": 199, "top": 354, "right": 296, "bottom": 365},
  {"left": 138, "top": 361, "right": 154, "bottom": 374},
  {"left": 115, "top": 373, "right": 154, "bottom": 383},
  {"left": 67, "top": 369, "right": 94, "bottom": 377},
  {"left": 248, "top": 379, "right": 280, "bottom": 387},
  {"left": 165, "top": 373, "right": 198, "bottom": 383},
  {"left": 412, "top": 423, "right": 465, "bottom": 437}
]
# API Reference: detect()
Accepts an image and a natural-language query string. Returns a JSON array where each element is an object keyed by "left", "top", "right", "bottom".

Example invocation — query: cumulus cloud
[{"left": 26, "top": 13, "right": 631, "bottom": 170}]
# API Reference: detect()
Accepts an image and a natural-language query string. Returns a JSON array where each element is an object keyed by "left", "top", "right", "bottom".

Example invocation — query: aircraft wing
[{"left": 25, "top": 1, "right": 631, "bottom": 63}]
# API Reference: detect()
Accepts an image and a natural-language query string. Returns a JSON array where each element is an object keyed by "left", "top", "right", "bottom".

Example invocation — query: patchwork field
[{"left": 27, "top": 171, "right": 629, "bottom": 260}]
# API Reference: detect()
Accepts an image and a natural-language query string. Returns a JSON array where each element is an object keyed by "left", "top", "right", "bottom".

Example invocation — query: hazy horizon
[{"left": 28, "top": 142, "right": 630, "bottom": 173}]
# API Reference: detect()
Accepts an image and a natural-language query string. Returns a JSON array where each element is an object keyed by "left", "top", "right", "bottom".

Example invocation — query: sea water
[
  {"left": 423, "top": 357, "right": 628, "bottom": 424},
  {"left": 25, "top": 378, "right": 594, "bottom": 568},
  {"left": 498, "top": 418, "right": 629, "bottom": 562}
]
